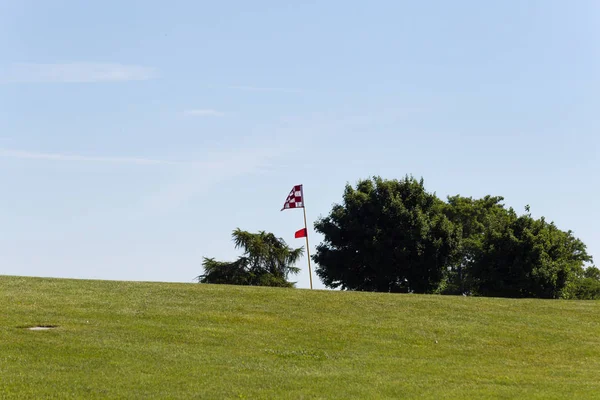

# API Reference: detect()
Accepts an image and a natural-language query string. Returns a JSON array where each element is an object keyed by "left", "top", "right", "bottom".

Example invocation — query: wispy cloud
[
  {"left": 0, "top": 146, "right": 280, "bottom": 213},
  {"left": 130, "top": 146, "right": 288, "bottom": 217},
  {"left": 0, "top": 148, "right": 182, "bottom": 165},
  {"left": 184, "top": 109, "right": 225, "bottom": 117},
  {"left": 227, "top": 85, "right": 303, "bottom": 93},
  {"left": 0, "top": 63, "right": 157, "bottom": 84}
]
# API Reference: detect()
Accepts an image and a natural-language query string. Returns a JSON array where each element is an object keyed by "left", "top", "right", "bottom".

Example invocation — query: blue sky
[{"left": 1, "top": 1, "right": 598, "bottom": 289}]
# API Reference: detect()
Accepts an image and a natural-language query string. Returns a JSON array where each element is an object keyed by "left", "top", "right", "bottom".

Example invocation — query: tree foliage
[
  {"left": 312, "top": 176, "right": 460, "bottom": 293},
  {"left": 444, "top": 197, "right": 593, "bottom": 298},
  {"left": 312, "top": 175, "right": 594, "bottom": 299},
  {"left": 583, "top": 266, "right": 600, "bottom": 281},
  {"left": 471, "top": 212, "right": 590, "bottom": 298},
  {"left": 197, "top": 228, "right": 303, "bottom": 287},
  {"left": 441, "top": 195, "right": 508, "bottom": 294},
  {"left": 566, "top": 266, "right": 600, "bottom": 300}
]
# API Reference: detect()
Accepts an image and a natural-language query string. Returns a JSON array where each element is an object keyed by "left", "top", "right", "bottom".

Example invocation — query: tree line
[{"left": 198, "top": 176, "right": 599, "bottom": 300}]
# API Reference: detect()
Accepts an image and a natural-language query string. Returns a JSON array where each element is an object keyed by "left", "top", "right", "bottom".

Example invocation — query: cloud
[
  {"left": 227, "top": 85, "right": 303, "bottom": 93},
  {"left": 184, "top": 109, "right": 225, "bottom": 117},
  {"left": 0, "top": 63, "right": 157, "bottom": 84},
  {"left": 131, "top": 146, "right": 287, "bottom": 216},
  {"left": 0, "top": 145, "right": 288, "bottom": 216},
  {"left": 0, "top": 148, "right": 182, "bottom": 165}
]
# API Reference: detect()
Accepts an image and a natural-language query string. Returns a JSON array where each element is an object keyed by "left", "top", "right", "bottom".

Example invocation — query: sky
[{"left": 1, "top": 0, "right": 598, "bottom": 290}]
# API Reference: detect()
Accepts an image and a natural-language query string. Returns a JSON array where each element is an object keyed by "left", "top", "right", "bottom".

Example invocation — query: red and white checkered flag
[{"left": 281, "top": 185, "right": 304, "bottom": 211}]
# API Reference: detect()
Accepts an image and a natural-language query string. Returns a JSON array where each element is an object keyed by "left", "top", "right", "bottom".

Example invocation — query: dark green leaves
[
  {"left": 313, "top": 176, "right": 460, "bottom": 293},
  {"left": 445, "top": 198, "right": 593, "bottom": 299},
  {"left": 197, "top": 229, "right": 303, "bottom": 288},
  {"left": 313, "top": 176, "right": 593, "bottom": 299}
]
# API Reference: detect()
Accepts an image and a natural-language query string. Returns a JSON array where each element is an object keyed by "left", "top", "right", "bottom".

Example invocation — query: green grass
[{"left": 1, "top": 275, "right": 600, "bottom": 399}]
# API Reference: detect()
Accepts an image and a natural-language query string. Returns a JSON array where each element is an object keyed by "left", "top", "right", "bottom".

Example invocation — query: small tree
[
  {"left": 564, "top": 266, "right": 600, "bottom": 300},
  {"left": 583, "top": 266, "right": 600, "bottom": 281},
  {"left": 197, "top": 228, "right": 303, "bottom": 287}
]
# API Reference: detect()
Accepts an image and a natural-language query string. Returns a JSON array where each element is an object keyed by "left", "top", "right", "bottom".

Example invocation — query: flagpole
[{"left": 301, "top": 185, "right": 314, "bottom": 290}]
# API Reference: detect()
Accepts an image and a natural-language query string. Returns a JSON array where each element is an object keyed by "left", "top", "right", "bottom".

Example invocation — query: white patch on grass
[{"left": 27, "top": 326, "right": 57, "bottom": 331}]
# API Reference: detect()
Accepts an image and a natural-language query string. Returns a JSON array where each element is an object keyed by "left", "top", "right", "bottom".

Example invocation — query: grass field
[{"left": 1, "top": 275, "right": 600, "bottom": 399}]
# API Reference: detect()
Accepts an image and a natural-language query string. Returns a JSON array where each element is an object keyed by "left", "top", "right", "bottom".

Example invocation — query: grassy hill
[{"left": 1, "top": 275, "right": 599, "bottom": 399}]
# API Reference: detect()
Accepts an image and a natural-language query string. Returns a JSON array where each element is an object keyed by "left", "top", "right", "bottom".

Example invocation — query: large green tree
[
  {"left": 444, "top": 198, "right": 593, "bottom": 299},
  {"left": 312, "top": 176, "right": 460, "bottom": 293},
  {"left": 441, "top": 195, "right": 509, "bottom": 294},
  {"left": 197, "top": 228, "right": 303, "bottom": 287}
]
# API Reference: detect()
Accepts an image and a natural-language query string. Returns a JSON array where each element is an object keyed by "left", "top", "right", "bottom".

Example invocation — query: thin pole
[{"left": 301, "top": 186, "right": 313, "bottom": 290}]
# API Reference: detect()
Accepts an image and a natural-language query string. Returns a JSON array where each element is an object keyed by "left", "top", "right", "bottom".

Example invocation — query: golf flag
[
  {"left": 281, "top": 185, "right": 304, "bottom": 211},
  {"left": 281, "top": 183, "right": 314, "bottom": 289},
  {"left": 295, "top": 228, "right": 307, "bottom": 238}
]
